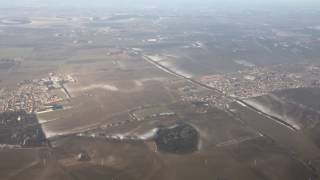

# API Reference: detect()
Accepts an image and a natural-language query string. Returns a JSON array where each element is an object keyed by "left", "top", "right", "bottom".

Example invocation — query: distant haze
[{"left": 1, "top": 0, "right": 320, "bottom": 9}]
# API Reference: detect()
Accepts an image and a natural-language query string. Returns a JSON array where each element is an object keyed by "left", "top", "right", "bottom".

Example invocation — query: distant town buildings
[
  {"left": 0, "top": 73, "right": 75, "bottom": 113},
  {"left": 201, "top": 64, "right": 320, "bottom": 99}
]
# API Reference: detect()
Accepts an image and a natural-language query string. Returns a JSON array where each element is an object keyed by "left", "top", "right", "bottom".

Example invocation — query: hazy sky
[{"left": 1, "top": 0, "right": 320, "bottom": 9}]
